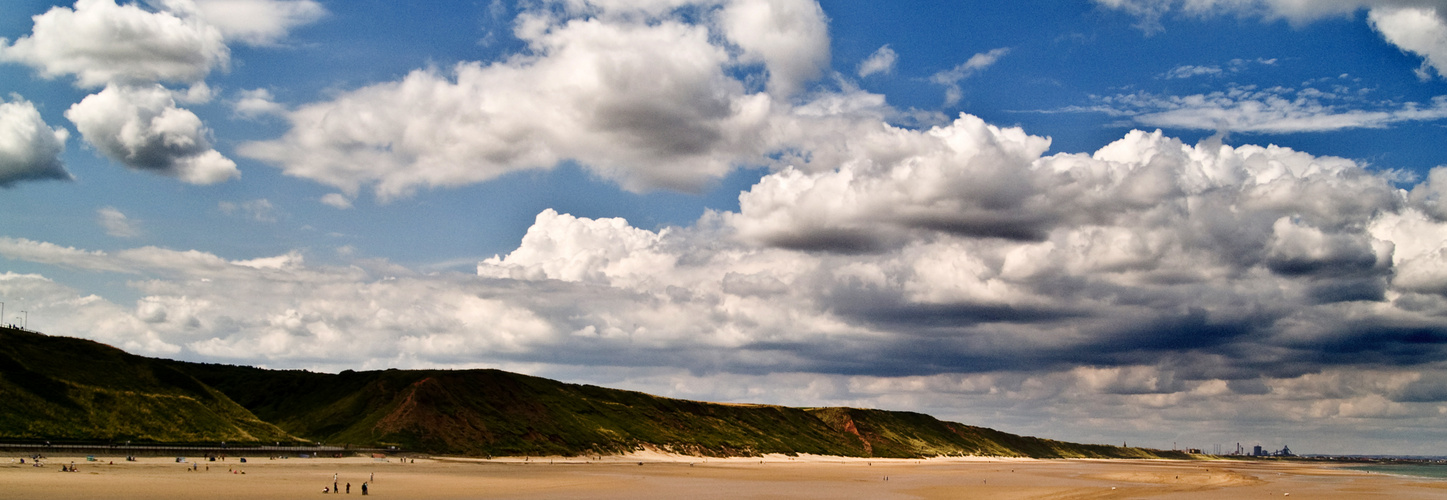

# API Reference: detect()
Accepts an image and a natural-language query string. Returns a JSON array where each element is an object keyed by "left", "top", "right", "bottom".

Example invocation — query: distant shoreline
[{"left": 1347, "top": 463, "right": 1447, "bottom": 481}]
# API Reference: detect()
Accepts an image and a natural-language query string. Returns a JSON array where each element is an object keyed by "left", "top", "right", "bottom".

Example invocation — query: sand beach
[{"left": 4, "top": 452, "right": 1443, "bottom": 499}]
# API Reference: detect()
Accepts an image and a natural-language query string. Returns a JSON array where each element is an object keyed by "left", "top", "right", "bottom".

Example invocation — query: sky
[{"left": 3, "top": 0, "right": 1447, "bottom": 456}]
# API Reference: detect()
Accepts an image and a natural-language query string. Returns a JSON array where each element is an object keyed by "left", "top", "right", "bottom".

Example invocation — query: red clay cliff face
[{"left": 832, "top": 412, "right": 873, "bottom": 455}]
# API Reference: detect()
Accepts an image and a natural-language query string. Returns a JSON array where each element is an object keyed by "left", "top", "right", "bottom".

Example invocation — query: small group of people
[
  {"left": 323, "top": 473, "right": 372, "bottom": 495},
  {"left": 59, "top": 463, "right": 79, "bottom": 472},
  {"left": 323, "top": 482, "right": 367, "bottom": 495},
  {"left": 19, "top": 454, "right": 46, "bottom": 468}
]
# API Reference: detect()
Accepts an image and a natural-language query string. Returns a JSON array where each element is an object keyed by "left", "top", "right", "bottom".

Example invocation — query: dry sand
[{"left": 4, "top": 452, "right": 1443, "bottom": 499}]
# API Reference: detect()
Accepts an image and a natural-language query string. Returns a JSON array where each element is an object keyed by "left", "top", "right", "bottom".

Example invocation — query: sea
[{"left": 1347, "top": 463, "right": 1447, "bottom": 480}]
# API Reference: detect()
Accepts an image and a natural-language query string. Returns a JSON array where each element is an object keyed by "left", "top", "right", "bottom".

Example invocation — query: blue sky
[{"left": 4, "top": 0, "right": 1447, "bottom": 455}]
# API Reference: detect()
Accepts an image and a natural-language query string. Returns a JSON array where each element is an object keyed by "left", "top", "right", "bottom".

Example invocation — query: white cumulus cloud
[
  {"left": 240, "top": 1, "right": 816, "bottom": 199},
  {"left": 479, "top": 209, "right": 678, "bottom": 285},
  {"left": 0, "top": 0, "right": 324, "bottom": 87},
  {"left": 0, "top": 0, "right": 229, "bottom": 88},
  {"left": 718, "top": 0, "right": 831, "bottom": 98},
  {"left": 0, "top": 95, "right": 70, "bottom": 187},
  {"left": 729, "top": 114, "right": 1055, "bottom": 252},
  {"left": 1, "top": 0, "right": 322, "bottom": 186},
  {"left": 1369, "top": 6, "right": 1447, "bottom": 80},
  {"left": 65, "top": 84, "right": 239, "bottom": 184}
]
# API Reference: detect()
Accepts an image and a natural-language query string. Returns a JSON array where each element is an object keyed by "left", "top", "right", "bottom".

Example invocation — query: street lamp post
[{"left": 20, "top": 311, "right": 26, "bottom": 329}]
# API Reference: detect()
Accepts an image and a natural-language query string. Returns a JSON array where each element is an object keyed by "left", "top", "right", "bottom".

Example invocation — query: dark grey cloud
[{"left": 1393, "top": 377, "right": 1447, "bottom": 402}]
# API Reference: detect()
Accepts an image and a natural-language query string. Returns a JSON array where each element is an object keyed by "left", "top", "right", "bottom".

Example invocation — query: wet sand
[{"left": 4, "top": 453, "right": 1443, "bottom": 499}]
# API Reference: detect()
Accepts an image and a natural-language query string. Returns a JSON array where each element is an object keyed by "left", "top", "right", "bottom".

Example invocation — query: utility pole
[{"left": 19, "top": 311, "right": 26, "bottom": 329}]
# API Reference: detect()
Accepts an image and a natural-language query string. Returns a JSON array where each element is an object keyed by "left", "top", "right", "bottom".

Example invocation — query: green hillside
[
  {"left": 0, "top": 328, "right": 1190, "bottom": 459},
  {"left": 171, "top": 362, "right": 870, "bottom": 457},
  {"left": 0, "top": 327, "right": 295, "bottom": 444}
]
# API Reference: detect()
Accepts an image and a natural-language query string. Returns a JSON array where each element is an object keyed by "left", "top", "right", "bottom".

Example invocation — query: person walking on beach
[
  {"left": 361, "top": 482, "right": 368, "bottom": 495},
  {"left": 346, "top": 483, "right": 351, "bottom": 494}
]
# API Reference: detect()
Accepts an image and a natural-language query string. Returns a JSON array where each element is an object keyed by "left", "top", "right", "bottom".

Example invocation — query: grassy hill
[
  {"left": 0, "top": 327, "right": 294, "bottom": 444},
  {"left": 171, "top": 362, "right": 872, "bottom": 457},
  {"left": 0, "top": 328, "right": 1190, "bottom": 459},
  {"left": 173, "top": 362, "right": 1190, "bottom": 459}
]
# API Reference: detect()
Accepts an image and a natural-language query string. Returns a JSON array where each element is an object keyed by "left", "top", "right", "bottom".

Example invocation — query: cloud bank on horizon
[{"left": 3, "top": 0, "right": 1447, "bottom": 454}]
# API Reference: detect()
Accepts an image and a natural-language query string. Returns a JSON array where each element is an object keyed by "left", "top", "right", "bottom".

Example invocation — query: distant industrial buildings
[
  {"left": 1162, "top": 441, "right": 1300, "bottom": 457},
  {"left": 1227, "top": 443, "right": 1295, "bottom": 457}
]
